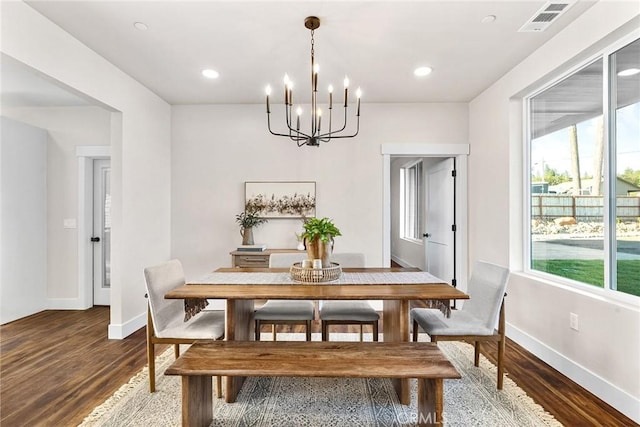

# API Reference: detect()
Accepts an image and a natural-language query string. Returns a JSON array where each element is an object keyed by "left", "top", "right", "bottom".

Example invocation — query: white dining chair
[
  {"left": 410, "top": 260, "right": 510, "bottom": 389},
  {"left": 144, "top": 259, "right": 225, "bottom": 395}
]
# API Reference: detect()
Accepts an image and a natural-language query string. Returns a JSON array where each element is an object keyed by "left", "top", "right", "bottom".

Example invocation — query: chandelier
[{"left": 265, "top": 16, "right": 361, "bottom": 147}]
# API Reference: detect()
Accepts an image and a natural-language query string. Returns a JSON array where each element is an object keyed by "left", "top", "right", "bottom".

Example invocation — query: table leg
[
  {"left": 182, "top": 375, "right": 212, "bottom": 427},
  {"left": 417, "top": 378, "right": 443, "bottom": 427},
  {"left": 383, "top": 299, "right": 410, "bottom": 404},
  {"left": 224, "top": 299, "right": 254, "bottom": 403}
]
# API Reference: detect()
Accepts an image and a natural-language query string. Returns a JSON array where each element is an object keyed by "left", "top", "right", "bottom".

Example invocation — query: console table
[{"left": 229, "top": 248, "right": 302, "bottom": 268}]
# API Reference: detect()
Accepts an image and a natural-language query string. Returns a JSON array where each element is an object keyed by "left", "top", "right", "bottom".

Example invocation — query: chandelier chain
[{"left": 310, "top": 29, "right": 315, "bottom": 59}]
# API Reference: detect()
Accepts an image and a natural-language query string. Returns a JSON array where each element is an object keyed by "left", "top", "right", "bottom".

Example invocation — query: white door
[
  {"left": 424, "top": 158, "right": 455, "bottom": 285},
  {"left": 92, "top": 159, "right": 111, "bottom": 306}
]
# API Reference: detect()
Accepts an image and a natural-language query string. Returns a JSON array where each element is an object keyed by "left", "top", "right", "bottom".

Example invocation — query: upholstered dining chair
[
  {"left": 144, "top": 259, "right": 225, "bottom": 395},
  {"left": 253, "top": 252, "right": 315, "bottom": 341},
  {"left": 319, "top": 253, "right": 380, "bottom": 342},
  {"left": 410, "top": 260, "right": 510, "bottom": 389}
]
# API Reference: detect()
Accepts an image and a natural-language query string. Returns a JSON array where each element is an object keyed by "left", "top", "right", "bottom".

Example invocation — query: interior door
[
  {"left": 92, "top": 159, "right": 111, "bottom": 306},
  {"left": 424, "top": 158, "right": 455, "bottom": 284}
]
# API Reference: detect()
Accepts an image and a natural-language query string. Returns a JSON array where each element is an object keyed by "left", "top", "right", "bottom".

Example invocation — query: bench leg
[
  {"left": 181, "top": 375, "right": 212, "bottom": 427},
  {"left": 417, "top": 378, "right": 444, "bottom": 427}
]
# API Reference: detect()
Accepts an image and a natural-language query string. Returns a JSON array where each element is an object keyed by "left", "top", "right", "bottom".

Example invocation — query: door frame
[
  {"left": 382, "top": 143, "right": 469, "bottom": 291},
  {"left": 76, "top": 146, "right": 111, "bottom": 309}
]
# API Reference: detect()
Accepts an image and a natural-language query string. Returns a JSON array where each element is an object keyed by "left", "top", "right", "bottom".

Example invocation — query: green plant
[
  {"left": 235, "top": 211, "right": 267, "bottom": 229},
  {"left": 301, "top": 217, "right": 341, "bottom": 243}
]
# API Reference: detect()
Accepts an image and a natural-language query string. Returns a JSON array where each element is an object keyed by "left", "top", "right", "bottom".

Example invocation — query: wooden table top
[{"left": 164, "top": 267, "right": 469, "bottom": 301}]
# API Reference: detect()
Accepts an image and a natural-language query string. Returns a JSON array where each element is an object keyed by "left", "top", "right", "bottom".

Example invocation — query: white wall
[
  {"left": 469, "top": 3, "right": 640, "bottom": 421},
  {"left": 0, "top": 117, "right": 47, "bottom": 324},
  {"left": 171, "top": 103, "right": 468, "bottom": 280},
  {"left": 1, "top": 2, "right": 172, "bottom": 338},
  {"left": 2, "top": 107, "right": 111, "bottom": 307}
]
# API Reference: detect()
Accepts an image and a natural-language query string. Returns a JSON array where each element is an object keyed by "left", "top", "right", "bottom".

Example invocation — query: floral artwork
[{"left": 245, "top": 182, "right": 316, "bottom": 218}]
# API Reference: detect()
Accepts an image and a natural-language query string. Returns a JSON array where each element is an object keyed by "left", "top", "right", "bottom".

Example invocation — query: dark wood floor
[{"left": 1, "top": 307, "right": 635, "bottom": 427}]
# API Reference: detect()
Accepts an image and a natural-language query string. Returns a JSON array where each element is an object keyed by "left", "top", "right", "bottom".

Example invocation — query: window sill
[
  {"left": 514, "top": 270, "right": 640, "bottom": 310},
  {"left": 400, "top": 237, "right": 423, "bottom": 245}
]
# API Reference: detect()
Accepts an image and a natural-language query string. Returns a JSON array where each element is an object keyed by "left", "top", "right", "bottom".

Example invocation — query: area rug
[{"left": 80, "top": 333, "right": 561, "bottom": 426}]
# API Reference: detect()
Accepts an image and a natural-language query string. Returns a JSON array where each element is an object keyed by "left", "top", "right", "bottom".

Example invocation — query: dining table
[{"left": 164, "top": 267, "right": 469, "bottom": 404}]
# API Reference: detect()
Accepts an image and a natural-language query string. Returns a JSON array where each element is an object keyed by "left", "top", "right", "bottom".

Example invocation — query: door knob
[
  {"left": 423, "top": 233, "right": 431, "bottom": 238},
  {"left": 90, "top": 236, "right": 100, "bottom": 242}
]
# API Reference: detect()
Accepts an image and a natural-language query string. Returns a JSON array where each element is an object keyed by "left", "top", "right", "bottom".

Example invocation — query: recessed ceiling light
[
  {"left": 133, "top": 22, "right": 148, "bottom": 31},
  {"left": 481, "top": 15, "right": 496, "bottom": 24},
  {"left": 414, "top": 66, "right": 433, "bottom": 77},
  {"left": 618, "top": 68, "right": 640, "bottom": 77},
  {"left": 202, "top": 69, "right": 220, "bottom": 79}
]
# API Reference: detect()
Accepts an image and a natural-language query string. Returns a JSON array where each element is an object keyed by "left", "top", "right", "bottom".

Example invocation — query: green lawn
[{"left": 532, "top": 259, "right": 640, "bottom": 297}]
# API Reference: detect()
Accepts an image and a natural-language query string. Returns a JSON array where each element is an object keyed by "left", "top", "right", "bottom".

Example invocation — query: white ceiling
[{"left": 7, "top": 0, "right": 597, "bottom": 107}]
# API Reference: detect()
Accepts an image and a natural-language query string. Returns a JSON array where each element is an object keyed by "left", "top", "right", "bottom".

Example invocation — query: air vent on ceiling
[{"left": 519, "top": 0, "right": 575, "bottom": 33}]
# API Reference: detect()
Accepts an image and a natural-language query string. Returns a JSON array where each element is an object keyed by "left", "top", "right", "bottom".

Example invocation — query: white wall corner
[
  {"left": 507, "top": 323, "right": 640, "bottom": 424},
  {"left": 108, "top": 311, "right": 146, "bottom": 339}
]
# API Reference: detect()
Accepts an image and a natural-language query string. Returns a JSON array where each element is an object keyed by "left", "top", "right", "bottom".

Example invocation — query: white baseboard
[
  {"left": 390, "top": 255, "right": 414, "bottom": 268},
  {"left": 47, "top": 297, "right": 89, "bottom": 310},
  {"left": 108, "top": 311, "right": 146, "bottom": 339},
  {"left": 507, "top": 323, "right": 640, "bottom": 424}
]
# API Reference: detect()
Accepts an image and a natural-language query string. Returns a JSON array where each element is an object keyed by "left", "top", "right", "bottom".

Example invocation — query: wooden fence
[{"left": 531, "top": 195, "right": 640, "bottom": 222}]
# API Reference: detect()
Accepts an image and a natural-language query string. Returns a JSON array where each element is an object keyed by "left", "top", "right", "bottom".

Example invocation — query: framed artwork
[{"left": 245, "top": 181, "right": 316, "bottom": 218}]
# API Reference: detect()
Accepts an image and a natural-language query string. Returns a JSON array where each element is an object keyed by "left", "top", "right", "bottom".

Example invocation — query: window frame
[
  {"left": 523, "top": 31, "right": 640, "bottom": 305},
  {"left": 399, "top": 159, "right": 423, "bottom": 243}
]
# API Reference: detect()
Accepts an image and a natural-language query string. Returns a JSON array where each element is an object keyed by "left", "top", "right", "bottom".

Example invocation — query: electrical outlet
[{"left": 570, "top": 312, "right": 579, "bottom": 331}]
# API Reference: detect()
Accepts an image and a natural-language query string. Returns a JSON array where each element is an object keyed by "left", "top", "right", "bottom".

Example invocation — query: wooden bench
[{"left": 165, "top": 340, "right": 460, "bottom": 427}]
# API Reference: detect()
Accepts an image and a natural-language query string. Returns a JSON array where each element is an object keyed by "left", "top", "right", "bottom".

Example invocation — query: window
[
  {"left": 526, "top": 36, "right": 640, "bottom": 298},
  {"left": 400, "top": 161, "right": 422, "bottom": 241}
]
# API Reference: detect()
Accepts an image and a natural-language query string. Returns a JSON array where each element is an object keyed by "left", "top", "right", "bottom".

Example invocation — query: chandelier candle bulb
[
  {"left": 265, "top": 86, "right": 271, "bottom": 113},
  {"left": 356, "top": 87, "right": 362, "bottom": 116},
  {"left": 328, "top": 85, "right": 333, "bottom": 109},
  {"left": 344, "top": 76, "right": 349, "bottom": 107}
]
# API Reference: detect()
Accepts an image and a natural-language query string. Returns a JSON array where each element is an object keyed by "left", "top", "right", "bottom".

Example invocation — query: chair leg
[
  {"left": 146, "top": 308, "right": 156, "bottom": 392},
  {"left": 373, "top": 322, "right": 379, "bottom": 342},
  {"left": 322, "top": 322, "right": 328, "bottom": 341},
  {"left": 359, "top": 325, "right": 364, "bottom": 342},
  {"left": 216, "top": 376, "right": 223, "bottom": 398},
  {"left": 272, "top": 324, "right": 276, "bottom": 341},
  {"left": 174, "top": 344, "right": 180, "bottom": 359},
  {"left": 147, "top": 341, "right": 155, "bottom": 392},
  {"left": 474, "top": 341, "right": 481, "bottom": 367},
  {"left": 255, "top": 320, "right": 260, "bottom": 341},
  {"left": 497, "top": 338, "right": 505, "bottom": 390},
  {"left": 412, "top": 320, "right": 419, "bottom": 342},
  {"left": 306, "top": 320, "right": 312, "bottom": 341}
]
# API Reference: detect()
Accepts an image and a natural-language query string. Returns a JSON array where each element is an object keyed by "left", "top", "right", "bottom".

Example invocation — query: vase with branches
[{"left": 235, "top": 210, "right": 267, "bottom": 245}]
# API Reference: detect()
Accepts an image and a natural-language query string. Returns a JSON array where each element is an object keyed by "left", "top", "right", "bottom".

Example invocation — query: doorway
[
  {"left": 382, "top": 143, "right": 469, "bottom": 291},
  {"left": 76, "top": 146, "right": 111, "bottom": 309},
  {"left": 92, "top": 159, "right": 111, "bottom": 305}
]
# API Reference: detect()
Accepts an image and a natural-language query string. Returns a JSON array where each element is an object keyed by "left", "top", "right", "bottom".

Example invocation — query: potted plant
[
  {"left": 235, "top": 210, "right": 267, "bottom": 245},
  {"left": 301, "top": 217, "right": 341, "bottom": 266}
]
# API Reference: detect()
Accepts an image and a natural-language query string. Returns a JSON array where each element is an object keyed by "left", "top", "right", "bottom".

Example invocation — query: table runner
[
  {"left": 184, "top": 271, "right": 452, "bottom": 321},
  {"left": 191, "top": 271, "right": 447, "bottom": 285}
]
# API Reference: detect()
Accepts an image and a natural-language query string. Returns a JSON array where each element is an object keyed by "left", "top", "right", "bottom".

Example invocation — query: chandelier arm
[
  {"left": 268, "top": 111, "right": 310, "bottom": 140},
  {"left": 319, "top": 116, "right": 360, "bottom": 139},
  {"left": 322, "top": 105, "right": 348, "bottom": 138}
]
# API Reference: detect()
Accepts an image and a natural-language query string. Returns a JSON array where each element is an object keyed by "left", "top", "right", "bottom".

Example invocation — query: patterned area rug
[{"left": 80, "top": 333, "right": 561, "bottom": 426}]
